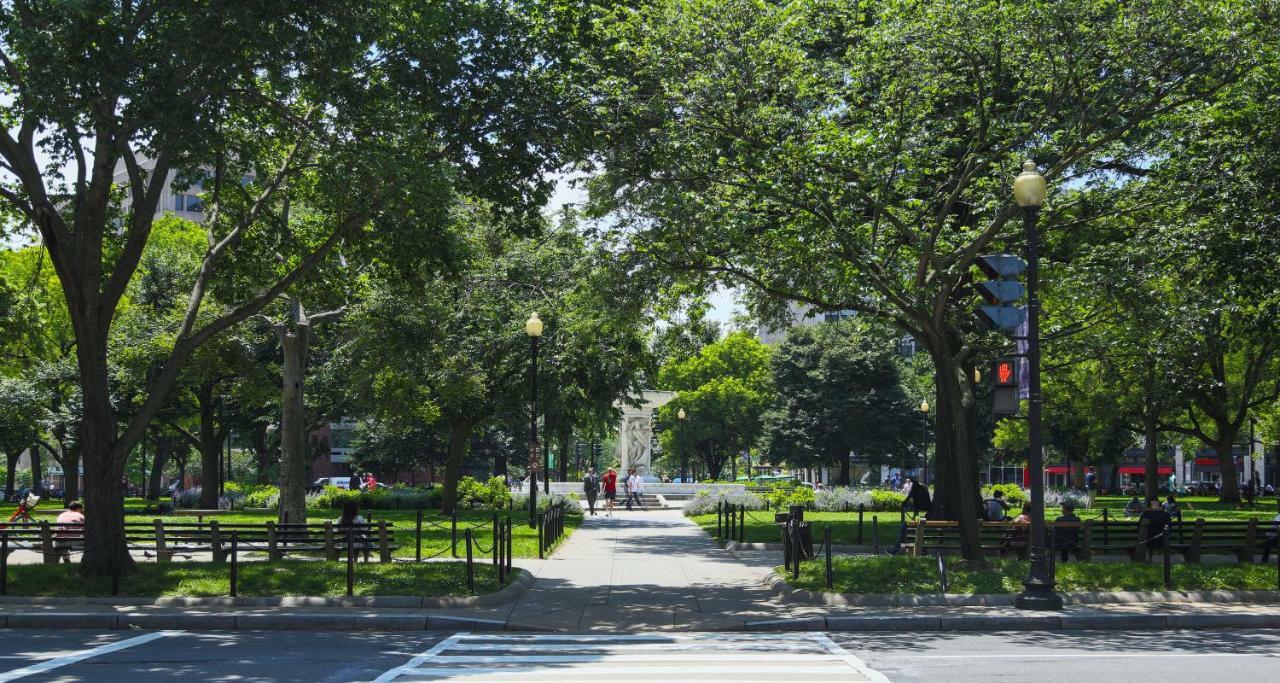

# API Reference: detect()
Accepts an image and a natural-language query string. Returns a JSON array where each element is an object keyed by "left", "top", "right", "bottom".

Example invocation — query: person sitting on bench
[
  {"left": 999, "top": 503, "right": 1031, "bottom": 558},
  {"left": 1053, "top": 502, "right": 1083, "bottom": 562},
  {"left": 1260, "top": 507, "right": 1280, "bottom": 564}
]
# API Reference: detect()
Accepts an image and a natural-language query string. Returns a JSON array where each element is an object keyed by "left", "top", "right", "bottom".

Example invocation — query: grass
[
  {"left": 786, "top": 555, "right": 1280, "bottom": 594},
  {"left": 1, "top": 505, "right": 577, "bottom": 560},
  {"left": 3, "top": 560, "right": 504, "bottom": 597},
  {"left": 691, "top": 495, "right": 1280, "bottom": 548}
]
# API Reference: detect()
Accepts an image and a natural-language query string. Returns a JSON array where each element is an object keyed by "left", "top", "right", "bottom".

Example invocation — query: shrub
[
  {"left": 306, "top": 485, "right": 441, "bottom": 510},
  {"left": 683, "top": 488, "right": 767, "bottom": 516},
  {"left": 868, "top": 489, "right": 907, "bottom": 511},
  {"left": 511, "top": 492, "right": 583, "bottom": 516},
  {"left": 1044, "top": 489, "right": 1089, "bottom": 510},
  {"left": 244, "top": 485, "right": 280, "bottom": 509},
  {"left": 814, "top": 487, "right": 874, "bottom": 512},
  {"left": 455, "top": 476, "right": 512, "bottom": 510}
]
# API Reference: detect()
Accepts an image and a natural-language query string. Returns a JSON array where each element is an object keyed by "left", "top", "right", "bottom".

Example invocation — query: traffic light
[
  {"left": 975, "top": 254, "right": 1027, "bottom": 331},
  {"left": 992, "top": 358, "right": 1020, "bottom": 415}
]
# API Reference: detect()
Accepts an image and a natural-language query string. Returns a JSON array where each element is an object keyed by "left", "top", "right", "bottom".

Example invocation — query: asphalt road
[{"left": 0, "top": 629, "right": 1274, "bottom": 682}]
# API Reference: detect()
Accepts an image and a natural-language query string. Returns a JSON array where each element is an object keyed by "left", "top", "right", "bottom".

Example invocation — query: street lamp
[
  {"left": 677, "top": 408, "right": 687, "bottom": 483},
  {"left": 525, "top": 312, "right": 543, "bottom": 527},
  {"left": 1012, "top": 160, "right": 1062, "bottom": 611},
  {"left": 919, "top": 400, "right": 930, "bottom": 485}
]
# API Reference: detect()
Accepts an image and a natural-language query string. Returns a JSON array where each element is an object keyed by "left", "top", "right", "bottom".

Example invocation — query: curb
[
  {"left": 0, "top": 611, "right": 512, "bottom": 631},
  {"left": 741, "top": 613, "right": 1280, "bottom": 632},
  {"left": 0, "top": 568, "right": 535, "bottom": 610},
  {"left": 762, "top": 570, "right": 1280, "bottom": 608}
]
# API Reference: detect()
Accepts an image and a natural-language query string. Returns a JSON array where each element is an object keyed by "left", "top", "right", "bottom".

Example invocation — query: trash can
[{"left": 788, "top": 504, "right": 805, "bottom": 522}]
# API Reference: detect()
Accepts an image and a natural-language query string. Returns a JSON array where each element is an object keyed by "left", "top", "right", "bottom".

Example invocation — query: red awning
[
  {"left": 1045, "top": 466, "right": 1070, "bottom": 474},
  {"left": 1119, "top": 466, "right": 1173, "bottom": 475},
  {"left": 1195, "top": 458, "right": 1218, "bottom": 467}
]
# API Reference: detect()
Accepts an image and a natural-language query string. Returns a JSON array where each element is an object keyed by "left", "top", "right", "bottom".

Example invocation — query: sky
[{"left": 547, "top": 173, "right": 745, "bottom": 326}]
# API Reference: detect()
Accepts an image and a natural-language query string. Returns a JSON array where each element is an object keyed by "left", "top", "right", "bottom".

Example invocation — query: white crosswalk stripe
[{"left": 372, "top": 631, "right": 888, "bottom": 682}]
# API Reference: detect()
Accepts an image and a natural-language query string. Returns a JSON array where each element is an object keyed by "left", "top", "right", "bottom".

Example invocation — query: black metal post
[
  {"left": 505, "top": 516, "right": 513, "bottom": 573},
  {"left": 824, "top": 526, "right": 833, "bottom": 589},
  {"left": 1015, "top": 202, "right": 1063, "bottom": 611},
  {"left": 739, "top": 505, "right": 745, "bottom": 544},
  {"left": 791, "top": 521, "right": 801, "bottom": 581},
  {"left": 537, "top": 511, "right": 544, "bottom": 559},
  {"left": 346, "top": 525, "right": 355, "bottom": 597},
  {"left": 450, "top": 509, "right": 457, "bottom": 558},
  {"left": 528, "top": 334, "right": 540, "bottom": 527},
  {"left": 858, "top": 506, "right": 865, "bottom": 545},
  {"left": 415, "top": 509, "right": 422, "bottom": 562},
  {"left": 465, "top": 528, "right": 475, "bottom": 595},
  {"left": 1, "top": 531, "right": 7, "bottom": 595},
  {"left": 781, "top": 524, "right": 791, "bottom": 572},
  {"left": 1163, "top": 524, "right": 1173, "bottom": 590},
  {"left": 230, "top": 531, "right": 239, "bottom": 597},
  {"left": 872, "top": 517, "right": 880, "bottom": 554},
  {"left": 497, "top": 519, "right": 506, "bottom": 584}
]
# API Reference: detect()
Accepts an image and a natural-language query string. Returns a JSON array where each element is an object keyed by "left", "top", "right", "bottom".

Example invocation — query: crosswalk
[{"left": 372, "top": 632, "right": 889, "bottom": 682}]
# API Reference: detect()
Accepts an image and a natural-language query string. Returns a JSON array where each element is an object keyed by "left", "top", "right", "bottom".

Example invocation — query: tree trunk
[
  {"left": 60, "top": 449, "right": 80, "bottom": 505},
  {"left": 198, "top": 390, "right": 223, "bottom": 509},
  {"left": 440, "top": 417, "right": 476, "bottom": 514},
  {"left": 251, "top": 423, "right": 273, "bottom": 485},
  {"left": 558, "top": 426, "right": 570, "bottom": 482},
  {"left": 277, "top": 312, "right": 310, "bottom": 524},
  {"left": 77, "top": 337, "right": 136, "bottom": 576},
  {"left": 147, "top": 436, "right": 170, "bottom": 500},
  {"left": 1214, "top": 436, "right": 1241, "bottom": 504},
  {"left": 1143, "top": 409, "right": 1160, "bottom": 501},
  {"left": 926, "top": 337, "right": 985, "bottom": 567},
  {"left": 4, "top": 450, "right": 18, "bottom": 500},
  {"left": 29, "top": 445, "right": 42, "bottom": 493},
  {"left": 837, "top": 447, "right": 850, "bottom": 486}
]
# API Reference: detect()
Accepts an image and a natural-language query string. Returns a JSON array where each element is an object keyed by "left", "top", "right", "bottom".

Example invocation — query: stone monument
[{"left": 615, "top": 390, "right": 676, "bottom": 476}]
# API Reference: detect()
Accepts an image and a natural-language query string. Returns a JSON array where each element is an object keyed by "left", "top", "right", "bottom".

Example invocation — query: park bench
[
  {"left": 903, "top": 520, "right": 1033, "bottom": 559},
  {"left": 0, "top": 522, "right": 84, "bottom": 563},
  {"left": 2, "top": 520, "right": 398, "bottom": 564},
  {"left": 138, "top": 521, "right": 398, "bottom": 563},
  {"left": 1185, "top": 519, "right": 1257, "bottom": 563}
]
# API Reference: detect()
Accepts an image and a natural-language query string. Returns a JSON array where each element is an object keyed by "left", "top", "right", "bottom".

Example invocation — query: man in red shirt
[{"left": 601, "top": 468, "right": 618, "bottom": 517}]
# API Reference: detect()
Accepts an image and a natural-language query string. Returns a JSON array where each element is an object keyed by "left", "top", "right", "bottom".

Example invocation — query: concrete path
[{"left": 434, "top": 509, "right": 816, "bottom": 631}]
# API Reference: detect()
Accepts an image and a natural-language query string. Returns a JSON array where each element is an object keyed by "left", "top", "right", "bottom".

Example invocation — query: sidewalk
[{"left": 0, "top": 510, "right": 1278, "bottom": 632}]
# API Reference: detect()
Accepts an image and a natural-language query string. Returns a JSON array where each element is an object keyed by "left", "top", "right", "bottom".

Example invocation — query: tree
[
  {"left": 658, "top": 332, "right": 772, "bottom": 480},
  {"left": 0, "top": 2, "right": 570, "bottom": 573},
  {"left": 761, "top": 321, "right": 914, "bottom": 485},
  {"left": 583, "top": 0, "right": 1265, "bottom": 562}
]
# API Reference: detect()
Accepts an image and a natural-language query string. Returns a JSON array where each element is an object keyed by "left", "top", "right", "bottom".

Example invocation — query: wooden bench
[
  {"left": 1186, "top": 519, "right": 1257, "bottom": 563},
  {"left": 903, "top": 521, "right": 1034, "bottom": 559},
  {"left": 2, "top": 520, "right": 399, "bottom": 564}
]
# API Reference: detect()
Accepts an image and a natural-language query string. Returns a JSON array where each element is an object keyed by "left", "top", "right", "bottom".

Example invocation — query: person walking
[
  {"left": 602, "top": 467, "right": 618, "bottom": 517},
  {"left": 626, "top": 468, "right": 648, "bottom": 511},
  {"left": 583, "top": 467, "right": 601, "bottom": 516},
  {"left": 1084, "top": 466, "right": 1098, "bottom": 509}
]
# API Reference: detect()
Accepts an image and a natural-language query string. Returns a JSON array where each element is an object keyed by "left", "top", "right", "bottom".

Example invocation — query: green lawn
[
  {"left": 1, "top": 504, "right": 577, "bottom": 560},
  {"left": 692, "top": 496, "right": 1280, "bottom": 549},
  {"left": 3, "top": 560, "right": 504, "bottom": 597},
  {"left": 787, "top": 555, "right": 1280, "bottom": 594}
]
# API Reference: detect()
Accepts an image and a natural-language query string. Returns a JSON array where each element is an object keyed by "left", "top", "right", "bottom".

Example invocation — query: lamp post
[
  {"left": 1012, "top": 160, "right": 1062, "bottom": 610},
  {"left": 919, "top": 400, "right": 930, "bottom": 485},
  {"left": 677, "top": 408, "right": 687, "bottom": 483},
  {"left": 526, "top": 312, "right": 543, "bottom": 527}
]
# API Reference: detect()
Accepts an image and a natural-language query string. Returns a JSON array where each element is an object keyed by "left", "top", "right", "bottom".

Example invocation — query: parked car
[{"left": 309, "top": 476, "right": 358, "bottom": 493}]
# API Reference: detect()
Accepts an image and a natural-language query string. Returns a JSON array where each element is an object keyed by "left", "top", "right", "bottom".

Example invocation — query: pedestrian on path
[
  {"left": 602, "top": 467, "right": 618, "bottom": 517},
  {"left": 583, "top": 467, "right": 601, "bottom": 516},
  {"left": 625, "top": 468, "right": 648, "bottom": 511},
  {"left": 1085, "top": 466, "right": 1098, "bottom": 508}
]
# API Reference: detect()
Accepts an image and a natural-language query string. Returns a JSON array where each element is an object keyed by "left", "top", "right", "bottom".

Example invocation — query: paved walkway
[{"left": 436, "top": 509, "right": 811, "bottom": 630}]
